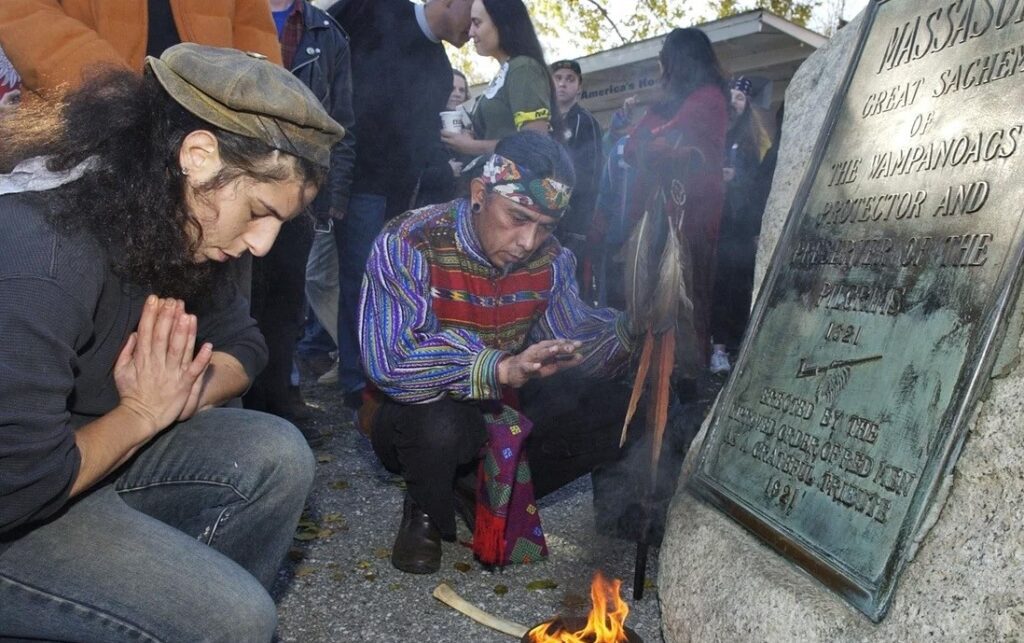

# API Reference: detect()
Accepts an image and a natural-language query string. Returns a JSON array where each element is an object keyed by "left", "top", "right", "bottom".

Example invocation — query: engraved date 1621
[{"left": 824, "top": 320, "right": 862, "bottom": 346}]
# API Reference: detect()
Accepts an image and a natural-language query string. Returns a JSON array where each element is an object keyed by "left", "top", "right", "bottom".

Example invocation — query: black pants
[
  {"left": 371, "top": 373, "right": 630, "bottom": 538},
  {"left": 711, "top": 234, "right": 757, "bottom": 351},
  {"left": 244, "top": 215, "right": 314, "bottom": 414}
]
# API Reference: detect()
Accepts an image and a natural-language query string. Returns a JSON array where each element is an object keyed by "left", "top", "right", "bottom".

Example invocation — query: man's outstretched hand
[{"left": 497, "top": 339, "right": 582, "bottom": 388}]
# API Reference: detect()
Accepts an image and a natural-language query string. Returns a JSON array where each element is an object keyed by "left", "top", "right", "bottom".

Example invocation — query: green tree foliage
[
  {"left": 713, "top": 0, "right": 819, "bottom": 26},
  {"left": 448, "top": 0, "right": 690, "bottom": 84},
  {"left": 710, "top": 0, "right": 743, "bottom": 18},
  {"left": 527, "top": 0, "right": 688, "bottom": 52}
]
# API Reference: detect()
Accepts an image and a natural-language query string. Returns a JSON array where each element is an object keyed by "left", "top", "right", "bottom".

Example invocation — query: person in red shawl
[{"left": 624, "top": 27, "right": 729, "bottom": 398}]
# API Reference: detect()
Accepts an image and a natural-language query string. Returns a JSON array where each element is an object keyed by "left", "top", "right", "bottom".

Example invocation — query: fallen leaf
[
  {"left": 364, "top": 573, "right": 377, "bottom": 581},
  {"left": 294, "top": 565, "right": 317, "bottom": 578},
  {"left": 493, "top": 584, "right": 509, "bottom": 596},
  {"left": 389, "top": 583, "right": 402, "bottom": 591},
  {"left": 453, "top": 562, "right": 472, "bottom": 573},
  {"left": 357, "top": 561, "right": 372, "bottom": 569},
  {"left": 644, "top": 579, "right": 656, "bottom": 589},
  {"left": 294, "top": 522, "right": 319, "bottom": 537},
  {"left": 329, "top": 480, "right": 349, "bottom": 490},
  {"left": 323, "top": 513, "right": 345, "bottom": 525},
  {"left": 316, "top": 454, "right": 333, "bottom": 464},
  {"left": 293, "top": 521, "right": 333, "bottom": 541},
  {"left": 374, "top": 548, "right": 391, "bottom": 559},
  {"left": 526, "top": 579, "right": 559, "bottom": 591}
]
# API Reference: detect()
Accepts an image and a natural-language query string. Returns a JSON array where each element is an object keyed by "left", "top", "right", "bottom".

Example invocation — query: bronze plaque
[{"left": 690, "top": 0, "right": 1024, "bottom": 621}]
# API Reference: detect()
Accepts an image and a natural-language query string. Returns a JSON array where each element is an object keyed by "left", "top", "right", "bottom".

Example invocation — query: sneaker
[{"left": 709, "top": 348, "right": 731, "bottom": 374}]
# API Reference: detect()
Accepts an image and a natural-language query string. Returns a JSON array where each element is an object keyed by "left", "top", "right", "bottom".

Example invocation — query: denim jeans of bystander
[
  {"left": 334, "top": 193, "right": 387, "bottom": 397},
  {"left": 303, "top": 227, "right": 340, "bottom": 350},
  {"left": 0, "top": 408, "right": 314, "bottom": 643}
]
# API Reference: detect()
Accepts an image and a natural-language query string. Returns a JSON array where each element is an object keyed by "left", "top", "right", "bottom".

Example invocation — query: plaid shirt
[{"left": 279, "top": 0, "right": 305, "bottom": 69}]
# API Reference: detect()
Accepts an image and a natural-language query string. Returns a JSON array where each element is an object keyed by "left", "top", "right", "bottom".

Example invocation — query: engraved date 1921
[{"left": 764, "top": 476, "right": 801, "bottom": 515}]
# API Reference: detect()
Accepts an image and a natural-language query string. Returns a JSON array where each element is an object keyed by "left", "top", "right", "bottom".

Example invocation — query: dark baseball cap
[
  {"left": 550, "top": 59, "right": 583, "bottom": 80},
  {"left": 146, "top": 43, "right": 344, "bottom": 168}
]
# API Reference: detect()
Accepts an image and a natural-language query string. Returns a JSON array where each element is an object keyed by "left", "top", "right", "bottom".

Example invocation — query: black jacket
[
  {"left": 560, "top": 102, "right": 603, "bottom": 238},
  {"left": 331, "top": 0, "right": 455, "bottom": 219},
  {"left": 293, "top": 3, "right": 357, "bottom": 220}
]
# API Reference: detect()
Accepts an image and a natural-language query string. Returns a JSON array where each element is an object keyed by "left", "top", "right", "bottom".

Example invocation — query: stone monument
[{"left": 660, "top": 1, "right": 1024, "bottom": 639}]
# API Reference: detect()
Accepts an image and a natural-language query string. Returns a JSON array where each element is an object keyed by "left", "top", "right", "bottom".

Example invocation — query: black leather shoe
[
  {"left": 270, "top": 390, "right": 325, "bottom": 447},
  {"left": 391, "top": 495, "right": 441, "bottom": 574},
  {"left": 294, "top": 422, "right": 327, "bottom": 448}
]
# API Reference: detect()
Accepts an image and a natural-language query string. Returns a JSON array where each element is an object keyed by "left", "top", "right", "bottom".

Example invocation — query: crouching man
[{"left": 358, "top": 131, "right": 636, "bottom": 574}]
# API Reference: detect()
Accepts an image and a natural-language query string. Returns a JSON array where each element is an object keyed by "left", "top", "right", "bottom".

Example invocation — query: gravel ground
[{"left": 270, "top": 379, "right": 676, "bottom": 643}]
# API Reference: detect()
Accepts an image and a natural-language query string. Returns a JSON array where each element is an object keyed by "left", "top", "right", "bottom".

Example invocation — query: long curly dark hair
[
  {"left": 480, "top": 0, "right": 564, "bottom": 136},
  {"left": 0, "top": 69, "right": 324, "bottom": 304},
  {"left": 653, "top": 27, "right": 729, "bottom": 119},
  {"left": 727, "top": 91, "right": 770, "bottom": 166}
]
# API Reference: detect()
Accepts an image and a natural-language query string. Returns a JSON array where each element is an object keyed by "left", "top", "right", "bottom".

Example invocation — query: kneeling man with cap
[{"left": 359, "top": 131, "right": 636, "bottom": 574}]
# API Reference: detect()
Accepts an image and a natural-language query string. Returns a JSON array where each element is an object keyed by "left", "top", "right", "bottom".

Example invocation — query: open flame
[{"left": 526, "top": 572, "right": 630, "bottom": 642}]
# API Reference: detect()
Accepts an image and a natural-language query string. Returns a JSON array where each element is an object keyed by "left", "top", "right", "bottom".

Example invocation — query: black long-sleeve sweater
[{"left": 0, "top": 193, "right": 268, "bottom": 542}]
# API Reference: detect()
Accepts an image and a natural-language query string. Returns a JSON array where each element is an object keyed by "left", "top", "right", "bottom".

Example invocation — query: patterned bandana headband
[{"left": 481, "top": 154, "right": 572, "bottom": 219}]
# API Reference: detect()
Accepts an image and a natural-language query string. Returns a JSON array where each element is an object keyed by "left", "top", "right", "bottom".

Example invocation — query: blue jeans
[
  {"left": 302, "top": 228, "right": 340, "bottom": 351},
  {"left": 334, "top": 193, "right": 386, "bottom": 394},
  {"left": 298, "top": 314, "right": 336, "bottom": 358},
  {"left": 0, "top": 408, "right": 314, "bottom": 642},
  {"left": 299, "top": 228, "right": 338, "bottom": 361}
]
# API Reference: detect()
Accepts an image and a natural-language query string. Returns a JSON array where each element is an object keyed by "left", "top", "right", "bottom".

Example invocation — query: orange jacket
[{"left": 0, "top": 0, "right": 282, "bottom": 96}]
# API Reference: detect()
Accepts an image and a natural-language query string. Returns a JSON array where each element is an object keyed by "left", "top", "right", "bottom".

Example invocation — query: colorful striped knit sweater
[{"left": 359, "top": 198, "right": 633, "bottom": 404}]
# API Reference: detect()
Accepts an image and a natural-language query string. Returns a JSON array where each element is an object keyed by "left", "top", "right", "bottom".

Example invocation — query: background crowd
[{"left": 0, "top": 0, "right": 782, "bottom": 440}]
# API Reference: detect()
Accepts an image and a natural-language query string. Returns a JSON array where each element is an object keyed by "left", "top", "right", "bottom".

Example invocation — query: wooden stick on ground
[{"left": 432, "top": 583, "right": 530, "bottom": 639}]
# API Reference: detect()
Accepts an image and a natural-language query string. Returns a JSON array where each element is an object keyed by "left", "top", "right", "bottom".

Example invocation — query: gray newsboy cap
[{"left": 146, "top": 43, "right": 344, "bottom": 168}]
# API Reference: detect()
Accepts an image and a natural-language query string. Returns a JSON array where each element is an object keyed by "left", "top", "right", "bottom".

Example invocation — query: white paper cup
[{"left": 440, "top": 111, "right": 464, "bottom": 133}]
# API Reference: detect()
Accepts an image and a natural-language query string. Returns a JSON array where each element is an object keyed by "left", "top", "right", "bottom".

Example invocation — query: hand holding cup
[{"left": 440, "top": 110, "right": 464, "bottom": 133}]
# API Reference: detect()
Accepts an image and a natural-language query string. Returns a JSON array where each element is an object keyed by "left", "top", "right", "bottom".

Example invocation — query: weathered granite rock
[
  {"left": 751, "top": 14, "right": 862, "bottom": 306},
  {"left": 659, "top": 12, "right": 1024, "bottom": 642}
]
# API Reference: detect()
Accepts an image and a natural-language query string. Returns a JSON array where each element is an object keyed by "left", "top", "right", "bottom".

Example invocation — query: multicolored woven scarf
[
  {"left": 473, "top": 402, "right": 548, "bottom": 567},
  {"left": 481, "top": 154, "right": 572, "bottom": 219}
]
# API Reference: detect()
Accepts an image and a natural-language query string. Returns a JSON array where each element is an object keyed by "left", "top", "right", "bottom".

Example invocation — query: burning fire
[{"left": 526, "top": 572, "right": 630, "bottom": 642}]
